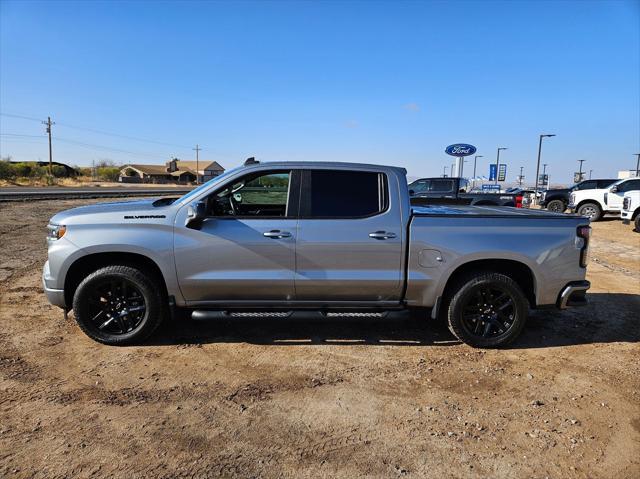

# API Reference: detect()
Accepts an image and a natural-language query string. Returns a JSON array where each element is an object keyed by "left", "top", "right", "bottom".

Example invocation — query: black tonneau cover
[{"left": 412, "top": 204, "right": 582, "bottom": 218}]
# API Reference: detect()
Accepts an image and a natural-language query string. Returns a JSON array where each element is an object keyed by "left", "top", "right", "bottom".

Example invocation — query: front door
[
  {"left": 609, "top": 179, "right": 640, "bottom": 211},
  {"left": 294, "top": 169, "right": 404, "bottom": 302},
  {"left": 175, "top": 170, "right": 299, "bottom": 304}
]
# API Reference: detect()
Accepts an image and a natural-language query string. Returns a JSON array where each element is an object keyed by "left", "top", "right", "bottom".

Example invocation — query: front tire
[
  {"left": 634, "top": 214, "right": 640, "bottom": 233},
  {"left": 546, "top": 199, "right": 566, "bottom": 213},
  {"left": 446, "top": 272, "right": 529, "bottom": 348},
  {"left": 72, "top": 265, "right": 167, "bottom": 345},
  {"left": 577, "top": 202, "right": 602, "bottom": 221}
]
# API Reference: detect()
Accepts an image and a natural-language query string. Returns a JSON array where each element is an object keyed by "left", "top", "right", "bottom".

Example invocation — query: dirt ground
[{"left": 1, "top": 199, "right": 638, "bottom": 479}]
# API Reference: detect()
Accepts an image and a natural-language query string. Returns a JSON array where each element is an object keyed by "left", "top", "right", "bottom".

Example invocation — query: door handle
[
  {"left": 368, "top": 231, "right": 397, "bottom": 240},
  {"left": 263, "top": 230, "right": 292, "bottom": 239}
]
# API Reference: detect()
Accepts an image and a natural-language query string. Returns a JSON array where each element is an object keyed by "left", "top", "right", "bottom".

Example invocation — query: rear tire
[
  {"left": 577, "top": 202, "right": 602, "bottom": 221},
  {"left": 446, "top": 272, "right": 529, "bottom": 348},
  {"left": 72, "top": 265, "right": 167, "bottom": 345},
  {"left": 546, "top": 199, "right": 566, "bottom": 213}
]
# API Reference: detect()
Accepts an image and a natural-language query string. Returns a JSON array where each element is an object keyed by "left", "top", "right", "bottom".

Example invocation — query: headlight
[{"left": 47, "top": 224, "right": 67, "bottom": 240}]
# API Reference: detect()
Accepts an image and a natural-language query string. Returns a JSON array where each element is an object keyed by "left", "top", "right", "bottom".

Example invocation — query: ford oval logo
[{"left": 445, "top": 143, "right": 477, "bottom": 157}]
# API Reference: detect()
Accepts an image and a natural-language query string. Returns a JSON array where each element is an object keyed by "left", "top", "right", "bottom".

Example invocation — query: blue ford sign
[{"left": 445, "top": 143, "right": 477, "bottom": 157}]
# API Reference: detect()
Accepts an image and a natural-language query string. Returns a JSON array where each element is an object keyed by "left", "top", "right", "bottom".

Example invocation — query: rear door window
[
  {"left": 429, "top": 179, "right": 455, "bottom": 192},
  {"left": 302, "top": 170, "right": 387, "bottom": 218},
  {"left": 577, "top": 180, "right": 597, "bottom": 190}
]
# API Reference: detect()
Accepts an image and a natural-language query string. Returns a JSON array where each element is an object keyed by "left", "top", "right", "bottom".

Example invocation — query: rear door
[{"left": 294, "top": 169, "right": 404, "bottom": 302}]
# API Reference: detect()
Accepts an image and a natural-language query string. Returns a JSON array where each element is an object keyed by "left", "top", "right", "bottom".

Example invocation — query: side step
[{"left": 191, "top": 310, "right": 390, "bottom": 320}]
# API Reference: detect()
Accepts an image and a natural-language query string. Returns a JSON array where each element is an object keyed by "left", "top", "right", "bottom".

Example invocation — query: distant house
[{"left": 119, "top": 159, "right": 225, "bottom": 184}]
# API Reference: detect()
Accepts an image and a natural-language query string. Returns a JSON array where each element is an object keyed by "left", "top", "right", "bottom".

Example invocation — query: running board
[{"left": 191, "top": 310, "right": 390, "bottom": 321}]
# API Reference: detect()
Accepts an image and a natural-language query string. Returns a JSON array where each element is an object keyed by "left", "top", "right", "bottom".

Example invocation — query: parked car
[
  {"left": 408, "top": 177, "right": 524, "bottom": 207},
  {"left": 621, "top": 190, "right": 640, "bottom": 232},
  {"left": 539, "top": 179, "right": 618, "bottom": 213},
  {"left": 43, "top": 161, "right": 591, "bottom": 348},
  {"left": 568, "top": 177, "right": 640, "bottom": 221}
]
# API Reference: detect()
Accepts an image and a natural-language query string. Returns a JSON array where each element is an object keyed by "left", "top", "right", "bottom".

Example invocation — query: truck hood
[{"left": 49, "top": 198, "right": 175, "bottom": 225}]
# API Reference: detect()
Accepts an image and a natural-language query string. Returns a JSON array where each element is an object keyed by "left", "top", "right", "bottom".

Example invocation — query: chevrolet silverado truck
[
  {"left": 408, "top": 177, "right": 524, "bottom": 207},
  {"left": 43, "top": 161, "right": 591, "bottom": 348},
  {"left": 568, "top": 177, "right": 640, "bottom": 221},
  {"left": 539, "top": 178, "right": 617, "bottom": 213},
  {"left": 621, "top": 191, "right": 640, "bottom": 232}
]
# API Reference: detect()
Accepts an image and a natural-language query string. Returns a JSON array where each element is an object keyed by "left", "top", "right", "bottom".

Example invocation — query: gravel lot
[{"left": 1, "top": 199, "right": 639, "bottom": 478}]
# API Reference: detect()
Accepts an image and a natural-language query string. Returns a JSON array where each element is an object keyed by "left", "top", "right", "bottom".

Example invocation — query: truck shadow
[{"left": 149, "top": 293, "right": 640, "bottom": 349}]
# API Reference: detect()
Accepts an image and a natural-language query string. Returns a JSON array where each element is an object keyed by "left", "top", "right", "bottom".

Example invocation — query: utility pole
[
  {"left": 193, "top": 144, "right": 202, "bottom": 184},
  {"left": 42, "top": 116, "right": 54, "bottom": 175},
  {"left": 589, "top": 169, "right": 593, "bottom": 180},
  {"left": 635, "top": 153, "right": 640, "bottom": 177},
  {"left": 451, "top": 162, "right": 455, "bottom": 177},
  {"left": 519, "top": 166, "right": 524, "bottom": 186},
  {"left": 578, "top": 159, "right": 585, "bottom": 181},
  {"left": 443, "top": 165, "right": 448, "bottom": 177}
]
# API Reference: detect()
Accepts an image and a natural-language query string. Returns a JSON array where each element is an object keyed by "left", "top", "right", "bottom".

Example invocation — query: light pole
[
  {"left": 519, "top": 166, "right": 524, "bottom": 186},
  {"left": 589, "top": 169, "right": 593, "bottom": 180},
  {"left": 534, "top": 134, "right": 555, "bottom": 198},
  {"left": 635, "top": 153, "right": 640, "bottom": 177},
  {"left": 578, "top": 159, "right": 585, "bottom": 182},
  {"left": 495, "top": 147, "right": 507, "bottom": 185},
  {"left": 451, "top": 162, "right": 455, "bottom": 177},
  {"left": 443, "top": 165, "right": 448, "bottom": 177},
  {"left": 473, "top": 155, "right": 483, "bottom": 187},
  {"left": 459, "top": 157, "right": 468, "bottom": 178}
]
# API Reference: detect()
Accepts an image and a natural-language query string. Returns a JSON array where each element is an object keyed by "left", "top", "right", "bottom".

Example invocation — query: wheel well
[
  {"left": 64, "top": 252, "right": 167, "bottom": 307},
  {"left": 442, "top": 259, "right": 536, "bottom": 307}
]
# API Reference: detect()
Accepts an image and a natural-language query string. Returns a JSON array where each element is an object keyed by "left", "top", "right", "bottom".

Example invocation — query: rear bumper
[{"left": 557, "top": 280, "right": 590, "bottom": 309}]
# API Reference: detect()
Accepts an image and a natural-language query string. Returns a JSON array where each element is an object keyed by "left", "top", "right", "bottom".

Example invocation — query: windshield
[{"left": 176, "top": 165, "right": 244, "bottom": 204}]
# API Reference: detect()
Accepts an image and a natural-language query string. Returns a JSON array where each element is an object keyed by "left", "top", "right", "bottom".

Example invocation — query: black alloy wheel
[
  {"left": 85, "top": 278, "right": 146, "bottom": 334},
  {"left": 446, "top": 272, "right": 528, "bottom": 348},
  {"left": 73, "top": 265, "right": 166, "bottom": 345},
  {"left": 459, "top": 285, "right": 516, "bottom": 340}
]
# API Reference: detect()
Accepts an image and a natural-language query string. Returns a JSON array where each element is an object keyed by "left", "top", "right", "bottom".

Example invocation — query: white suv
[
  {"left": 568, "top": 177, "right": 640, "bottom": 221},
  {"left": 621, "top": 190, "right": 640, "bottom": 232}
]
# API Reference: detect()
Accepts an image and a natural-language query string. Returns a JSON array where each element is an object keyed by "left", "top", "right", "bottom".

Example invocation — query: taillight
[
  {"left": 515, "top": 195, "right": 523, "bottom": 208},
  {"left": 577, "top": 225, "right": 591, "bottom": 268}
]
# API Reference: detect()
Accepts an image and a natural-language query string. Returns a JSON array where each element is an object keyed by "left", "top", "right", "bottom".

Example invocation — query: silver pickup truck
[{"left": 43, "top": 160, "right": 591, "bottom": 348}]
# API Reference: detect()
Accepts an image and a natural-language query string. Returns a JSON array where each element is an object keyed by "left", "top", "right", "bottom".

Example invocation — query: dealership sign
[{"left": 445, "top": 143, "right": 477, "bottom": 157}]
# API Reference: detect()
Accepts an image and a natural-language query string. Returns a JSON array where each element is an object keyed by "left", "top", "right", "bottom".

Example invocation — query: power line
[
  {"left": 0, "top": 111, "right": 191, "bottom": 150},
  {"left": 1, "top": 132, "right": 166, "bottom": 160}
]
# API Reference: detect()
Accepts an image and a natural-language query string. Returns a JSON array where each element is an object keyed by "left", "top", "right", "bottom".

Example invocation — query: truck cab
[{"left": 569, "top": 177, "right": 640, "bottom": 221}]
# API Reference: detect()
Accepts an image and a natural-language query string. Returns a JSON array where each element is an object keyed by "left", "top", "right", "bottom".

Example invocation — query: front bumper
[
  {"left": 557, "top": 280, "right": 590, "bottom": 309},
  {"left": 42, "top": 261, "right": 66, "bottom": 309}
]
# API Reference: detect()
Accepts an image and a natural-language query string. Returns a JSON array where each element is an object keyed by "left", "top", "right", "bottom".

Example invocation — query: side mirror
[
  {"left": 408, "top": 189, "right": 415, "bottom": 196},
  {"left": 610, "top": 186, "right": 618, "bottom": 193},
  {"left": 185, "top": 201, "right": 207, "bottom": 229}
]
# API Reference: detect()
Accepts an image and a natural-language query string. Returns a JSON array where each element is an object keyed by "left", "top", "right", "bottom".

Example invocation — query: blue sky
[{"left": 1, "top": 0, "right": 638, "bottom": 183}]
